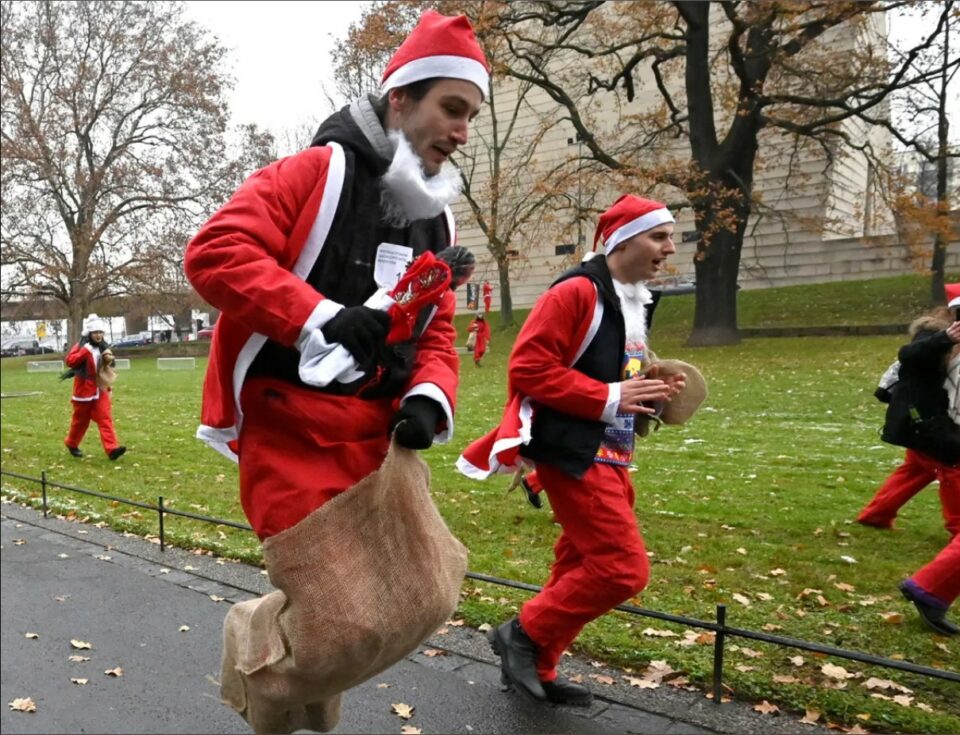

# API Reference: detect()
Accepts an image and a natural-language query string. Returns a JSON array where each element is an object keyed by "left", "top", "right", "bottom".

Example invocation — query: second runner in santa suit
[{"left": 184, "top": 11, "right": 489, "bottom": 734}]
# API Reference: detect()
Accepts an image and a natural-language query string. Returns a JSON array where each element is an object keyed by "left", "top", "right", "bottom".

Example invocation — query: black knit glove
[
  {"left": 321, "top": 306, "right": 390, "bottom": 368},
  {"left": 390, "top": 397, "right": 443, "bottom": 449}
]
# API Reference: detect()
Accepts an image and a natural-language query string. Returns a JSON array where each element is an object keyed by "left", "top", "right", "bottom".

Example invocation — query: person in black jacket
[{"left": 857, "top": 293, "right": 960, "bottom": 536}]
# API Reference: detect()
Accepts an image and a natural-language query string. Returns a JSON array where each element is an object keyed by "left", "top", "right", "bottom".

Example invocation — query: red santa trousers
[
  {"left": 238, "top": 377, "right": 394, "bottom": 540},
  {"left": 913, "top": 534, "right": 960, "bottom": 606},
  {"left": 519, "top": 461, "right": 649, "bottom": 682},
  {"left": 65, "top": 392, "right": 119, "bottom": 455},
  {"left": 858, "top": 449, "right": 960, "bottom": 536}
]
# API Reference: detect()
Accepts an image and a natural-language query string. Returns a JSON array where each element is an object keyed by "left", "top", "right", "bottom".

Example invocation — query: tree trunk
[
  {"left": 497, "top": 259, "right": 515, "bottom": 327},
  {"left": 929, "top": 18, "right": 950, "bottom": 306},
  {"left": 67, "top": 298, "right": 86, "bottom": 348},
  {"left": 688, "top": 225, "right": 743, "bottom": 346}
]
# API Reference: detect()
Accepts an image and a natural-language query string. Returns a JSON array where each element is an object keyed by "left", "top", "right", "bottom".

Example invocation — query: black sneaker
[
  {"left": 108, "top": 446, "right": 127, "bottom": 461},
  {"left": 542, "top": 677, "right": 593, "bottom": 706},
  {"left": 67, "top": 446, "right": 83, "bottom": 458},
  {"left": 521, "top": 478, "right": 543, "bottom": 509},
  {"left": 899, "top": 580, "right": 959, "bottom": 636},
  {"left": 487, "top": 618, "right": 547, "bottom": 701}
]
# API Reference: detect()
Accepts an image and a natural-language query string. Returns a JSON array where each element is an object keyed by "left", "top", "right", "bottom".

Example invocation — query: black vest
[{"left": 519, "top": 256, "right": 660, "bottom": 478}]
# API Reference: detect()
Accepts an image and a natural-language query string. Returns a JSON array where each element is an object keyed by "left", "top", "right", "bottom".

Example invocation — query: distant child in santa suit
[
  {"left": 64, "top": 314, "right": 126, "bottom": 461},
  {"left": 468, "top": 312, "right": 491, "bottom": 366}
]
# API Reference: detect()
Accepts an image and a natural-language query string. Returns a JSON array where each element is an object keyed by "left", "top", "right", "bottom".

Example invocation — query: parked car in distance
[
  {"left": 197, "top": 327, "right": 215, "bottom": 340},
  {"left": 111, "top": 332, "right": 153, "bottom": 348},
  {"left": 0, "top": 339, "right": 57, "bottom": 357}
]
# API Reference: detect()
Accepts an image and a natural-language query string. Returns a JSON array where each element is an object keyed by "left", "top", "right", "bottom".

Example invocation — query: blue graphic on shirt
[{"left": 596, "top": 345, "right": 647, "bottom": 466}]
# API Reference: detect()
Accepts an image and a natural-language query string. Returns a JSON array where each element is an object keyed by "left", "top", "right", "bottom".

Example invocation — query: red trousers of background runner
[
  {"left": 65, "top": 393, "right": 119, "bottom": 455},
  {"left": 913, "top": 535, "right": 960, "bottom": 606},
  {"left": 519, "top": 461, "right": 649, "bottom": 682},
  {"left": 858, "top": 449, "right": 960, "bottom": 536}
]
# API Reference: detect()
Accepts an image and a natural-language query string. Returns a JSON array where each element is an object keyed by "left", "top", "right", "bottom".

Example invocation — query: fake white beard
[
  {"left": 613, "top": 279, "right": 652, "bottom": 348},
  {"left": 381, "top": 130, "right": 462, "bottom": 225}
]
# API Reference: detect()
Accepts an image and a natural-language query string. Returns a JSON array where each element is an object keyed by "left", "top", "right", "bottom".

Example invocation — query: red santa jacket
[
  {"left": 65, "top": 342, "right": 101, "bottom": 402},
  {"left": 458, "top": 272, "right": 620, "bottom": 479},
  {"left": 184, "top": 143, "right": 459, "bottom": 461}
]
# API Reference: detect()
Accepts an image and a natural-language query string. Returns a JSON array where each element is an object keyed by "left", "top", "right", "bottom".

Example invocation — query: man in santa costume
[
  {"left": 458, "top": 195, "right": 696, "bottom": 705},
  {"left": 185, "top": 11, "right": 487, "bottom": 733},
  {"left": 468, "top": 310, "right": 491, "bottom": 366},
  {"left": 63, "top": 314, "right": 126, "bottom": 461},
  {"left": 483, "top": 279, "right": 493, "bottom": 313}
]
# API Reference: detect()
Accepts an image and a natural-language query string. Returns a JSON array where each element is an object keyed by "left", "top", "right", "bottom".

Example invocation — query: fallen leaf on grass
[
  {"left": 477, "top": 623, "right": 491, "bottom": 632},
  {"left": 878, "top": 612, "right": 903, "bottom": 624},
  {"left": 377, "top": 683, "right": 391, "bottom": 689},
  {"left": 833, "top": 582, "right": 855, "bottom": 592},
  {"left": 915, "top": 703, "right": 933, "bottom": 712},
  {"left": 844, "top": 726, "right": 871, "bottom": 734},
  {"left": 862, "top": 677, "right": 912, "bottom": 694},
  {"left": 8, "top": 697, "right": 36, "bottom": 712},
  {"left": 422, "top": 649, "right": 445, "bottom": 658},
  {"left": 821, "top": 663, "right": 855, "bottom": 680},
  {"left": 769, "top": 568, "right": 787, "bottom": 576},
  {"left": 799, "top": 708, "right": 821, "bottom": 725},
  {"left": 400, "top": 727, "right": 422, "bottom": 735},
  {"left": 892, "top": 695, "right": 914, "bottom": 707},
  {"left": 391, "top": 703, "right": 414, "bottom": 720},
  {"left": 753, "top": 700, "right": 780, "bottom": 715},
  {"left": 209, "top": 595, "right": 225, "bottom": 603},
  {"left": 736, "top": 547, "right": 747, "bottom": 555},
  {"left": 624, "top": 676, "right": 659, "bottom": 689},
  {"left": 68, "top": 655, "right": 90, "bottom": 662},
  {"left": 789, "top": 656, "right": 805, "bottom": 666},
  {"left": 735, "top": 665, "right": 756, "bottom": 673},
  {"left": 773, "top": 675, "right": 799, "bottom": 684},
  {"left": 762, "top": 624, "right": 783, "bottom": 632},
  {"left": 179, "top": 625, "right": 190, "bottom": 632},
  {"left": 839, "top": 555, "right": 858, "bottom": 564},
  {"left": 641, "top": 627, "right": 678, "bottom": 638},
  {"left": 104, "top": 667, "right": 123, "bottom": 677},
  {"left": 70, "top": 678, "right": 88, "bottom": 685},
  {"left": 732, "top": 593, "right": 751, "bottom": 606},
  {"left": 25, "top": 633, "right": 38, "bottom": 640},
  {"left": 740, "top": 648, "right": 763, "bottom": 658},
  {"left": 445, "top": 619, "right": 465, "bottom": 627},
  {"left": 70, "top": 639, "right": 92, "bottom": 650},
  {"left": 755, "top": 592, "right": 774, "bottom": 602}
]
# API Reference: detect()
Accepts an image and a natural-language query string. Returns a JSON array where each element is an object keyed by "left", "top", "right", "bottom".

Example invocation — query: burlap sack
[{"left": 221, "top": 440, "right": 467, "bottom": 734}]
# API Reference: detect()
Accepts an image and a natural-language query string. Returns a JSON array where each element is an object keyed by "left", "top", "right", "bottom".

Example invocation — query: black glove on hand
[
  {"left": 321, "top": 306, "right": 390, "bottom": 368},
  {"left": 390, "top": 396, "right": 443, "bottom": 450}
]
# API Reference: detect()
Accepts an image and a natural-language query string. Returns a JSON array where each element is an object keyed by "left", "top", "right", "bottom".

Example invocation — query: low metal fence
[{"left": 2, "top": 467, "right": 957, "bottom": 701}]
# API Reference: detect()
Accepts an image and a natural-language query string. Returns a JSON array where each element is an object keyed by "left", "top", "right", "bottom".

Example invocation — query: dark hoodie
[{"left": 247, "top": 98, "right": 452, "bottom": 394}]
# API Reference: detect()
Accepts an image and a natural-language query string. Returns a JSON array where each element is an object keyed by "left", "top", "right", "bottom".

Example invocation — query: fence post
[
  {"left": 158, "top": 496, "right": 165, "bottom": 552},
  {"left": 712, "top": 604, "right": 727, "bottom": 705},
  {"left": 41, "top": 470, "right": 48, "bottom": 518}
]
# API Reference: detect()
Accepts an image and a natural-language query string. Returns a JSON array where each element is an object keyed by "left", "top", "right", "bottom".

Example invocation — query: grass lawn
[{"left": 2, "top": 273, "right": 958, "bottom": 733}]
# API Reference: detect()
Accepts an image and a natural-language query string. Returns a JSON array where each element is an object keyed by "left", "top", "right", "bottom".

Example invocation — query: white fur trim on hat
[
  {"left": 604, "top": 209, "right": 675, "bottom": 255},
  {"left": 381, "top": 55, "right": 489, "bottom": 98},
  {"left": 949, "top": 296, "right": 960, "bottom": 309},
  {"left": 82, "top": 314, "right": 107, "bottom": 335}
]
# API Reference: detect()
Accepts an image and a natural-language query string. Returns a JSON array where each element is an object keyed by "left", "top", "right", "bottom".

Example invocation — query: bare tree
[
  {"left": 0, "top": 0, "right": 273, "bottom": 342},
  {"left": 884, "top": 2, "right": 959, "bottom": 304},
  {"left": 496, "top": 1, "right": 954, "bottom": 345}
]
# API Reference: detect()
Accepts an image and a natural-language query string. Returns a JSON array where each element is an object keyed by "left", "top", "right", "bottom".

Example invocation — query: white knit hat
[{"left": 82, "top": 313, "right": 107, "bottom": 335}]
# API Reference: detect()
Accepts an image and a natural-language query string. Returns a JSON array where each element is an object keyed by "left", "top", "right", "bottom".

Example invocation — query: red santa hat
[
  {"left": 593, "top": 195, "right": 675, "bottom": 256},
  {"left": 945, "top": 282, "right": 960, "bottom": 309},
  {"left": 381, "top": 11, "right": 490, "bottom": 99}
]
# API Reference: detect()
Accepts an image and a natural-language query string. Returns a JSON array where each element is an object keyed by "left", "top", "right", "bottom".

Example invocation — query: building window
[{"left": 555, "top": 244, "right": 576, "bottom": 255}]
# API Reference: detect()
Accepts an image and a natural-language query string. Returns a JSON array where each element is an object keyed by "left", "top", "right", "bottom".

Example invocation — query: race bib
[{"left": 374, "top": 243, "right": 414, "bottom": 289}]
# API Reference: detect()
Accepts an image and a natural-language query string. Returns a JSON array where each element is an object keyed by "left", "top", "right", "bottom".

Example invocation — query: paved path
[{"left": 1, "top": 502, "right": 827, "bottom": 734}]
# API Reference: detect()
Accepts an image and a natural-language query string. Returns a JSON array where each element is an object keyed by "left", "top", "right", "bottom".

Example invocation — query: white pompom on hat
[
  {"left": 593, "top": 195, "right": 675, "bottom": 256},
  {"left": 82, "top": 314, "right": 107, "bottom": 335},
  {"left": 380, "top": 10, "right": 490, "bottom": 99}
]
